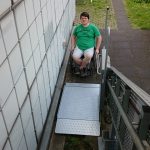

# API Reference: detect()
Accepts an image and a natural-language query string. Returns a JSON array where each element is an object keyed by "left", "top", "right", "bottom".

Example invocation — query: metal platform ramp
[{"left": 55, "top": 83, "right": 101, "bottom": 136}]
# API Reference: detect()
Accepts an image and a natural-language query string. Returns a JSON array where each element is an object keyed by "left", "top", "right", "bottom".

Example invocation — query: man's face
[{"left": 80, "top": 16, "right": 89, "bottom": 26}]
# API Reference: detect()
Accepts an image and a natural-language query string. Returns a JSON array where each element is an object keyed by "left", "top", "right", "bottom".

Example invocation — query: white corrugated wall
[{"left": 0, "top": 0, "right": 75, "bottom": 149}]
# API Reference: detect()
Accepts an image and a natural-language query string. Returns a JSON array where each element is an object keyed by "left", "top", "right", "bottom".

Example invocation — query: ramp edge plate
[{"left": 55, "top": 119, "right": 100, "bottom": 136}]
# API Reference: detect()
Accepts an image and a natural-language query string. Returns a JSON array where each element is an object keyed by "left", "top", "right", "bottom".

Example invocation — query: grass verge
[
  {"left": 124, "top": 0, "right": 150, "bottom": 29},
  {"left": 75, "top": 0, "right": 117, "bottom": 29}
]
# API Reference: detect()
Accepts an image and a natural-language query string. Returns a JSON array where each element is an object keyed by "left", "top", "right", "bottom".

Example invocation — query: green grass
[
  {"left": 124, "top": 0, "right": 150, "bottom": 29},
  {"left": 64, "top": 135, "right": 97, "bottom": 150},
  {"left": 75, "top": 0, "right": 117, "bottom": 29}
]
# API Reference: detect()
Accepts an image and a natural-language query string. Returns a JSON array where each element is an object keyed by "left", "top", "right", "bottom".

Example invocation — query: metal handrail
[
  {"left": 96, "top": 53, "right": 101, "bottom": 75},
  {"left": 106, "top": 66, "right": 150, "bottom": 149},
  {"left": 111, "top": 66, "right": 150, "bottom": 106},
  {"left": 107, "top": 81, "right": 145, "bottom": 150}
]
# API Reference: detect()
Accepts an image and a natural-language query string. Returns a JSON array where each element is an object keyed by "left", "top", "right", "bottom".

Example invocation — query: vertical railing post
[
  {"left": 115, "top": 78, "right": 121, "bottom": 97},
  {"left": 138, "top": 106, "right": 150, "bottom": 141},
  {"left": 100, "top": 6, "right": 110, "bottom": 111},
  {"left": 122, "top": 86, "right": 130, "bottom": 113},
  {"left": 118, "top": 86, "right": 130, "bottom": 145},
  {"left": 104, "top": 6, "right": 110, "bottom": 50}
]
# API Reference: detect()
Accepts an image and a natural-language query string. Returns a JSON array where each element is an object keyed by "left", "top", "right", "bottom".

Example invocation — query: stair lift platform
[{"left": 55, "top": 83, "right": 101, "bottom": 136}]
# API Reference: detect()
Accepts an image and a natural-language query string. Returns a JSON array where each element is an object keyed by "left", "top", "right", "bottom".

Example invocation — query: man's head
[
  {"left": 80, "top": 12, "right": 90, "bottom": 26},
  {"left": 80, "top": 12, "right": 89, "bottom": 19}
]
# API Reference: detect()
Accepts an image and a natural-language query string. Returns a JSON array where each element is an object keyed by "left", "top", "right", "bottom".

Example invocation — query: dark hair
[{"left": 80, "top": 12, "right": 89, "bottom": 19}]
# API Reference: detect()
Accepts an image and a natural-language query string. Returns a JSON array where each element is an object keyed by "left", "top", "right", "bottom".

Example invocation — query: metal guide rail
[{"left": 104, "top": 67, "right": 150, "bottom": 150}]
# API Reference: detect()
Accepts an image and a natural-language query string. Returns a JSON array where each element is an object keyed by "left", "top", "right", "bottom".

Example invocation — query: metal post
[
  {"left": 115, "top": 78, "right": 121, "bottom": 97},
  {"left": 122, "top": 86, "right": 130, "bottom": 113},
  {"left": 139, "top": 106, "right": 150, "bottom": 140},
  {"left": 104, "top": 6, "right": 110, "bottom": 50},
  {"left": 100, "top": 6, "right": 110, "bottom": 111}
]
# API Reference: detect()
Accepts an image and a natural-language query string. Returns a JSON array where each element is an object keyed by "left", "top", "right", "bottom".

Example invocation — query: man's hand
[
  {"left": 69, "top": 47, "right": 74, "bottom": 55},
  {"left": 95, "top": 48, "right": 99, "bottom": 54},
  {"left": 71, "top": 35, "right": 76, "bottom": 52},
  {"left": 70, "top": 47, "right": 74, "bottom": 52}
]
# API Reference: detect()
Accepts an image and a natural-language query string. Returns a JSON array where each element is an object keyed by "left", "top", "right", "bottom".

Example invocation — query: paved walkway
[{"left": 109, "top": 0, "right": 150, "bottom": 94}]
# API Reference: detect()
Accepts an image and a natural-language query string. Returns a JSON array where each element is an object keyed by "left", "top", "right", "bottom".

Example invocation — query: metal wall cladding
[
  {"left": 32, "top": 0, "right": 41, "bottom": 17},
  {"left": 30, "top": 80, "right": 40, "bottom": 108},
  {"left": 3, "top": 140, "right": 11, "bottom": 150},
  {"left": 20, "top": 31, "right": 32, "bottom": 65},
  {"left": 17, "top": 136, "right": 28, "bottom": 150},
  {"left": 0, "top": 0, "right": 11, "bottom": 16},
  {"left": 36, "top": 14, "right": 43, "bottom": 41},
  {"left": 9, "top": 116, "right": 24, "bottom": 150},
  {"left": 41, "top": 5, "right": 49, "bottom": 34},
  {"left": 33, "top": 98, "right": 43, "bottom": 140},
  {"left": 39, "top": 36, "right": 46, "bottom": 61},
  {"left": 8, "top": 44, "right": 23, "bottom": 84},
  {"left": 36, "top": 67, "right": 48, "bottom": 123},
  {"left": 0, "top": 112, "right": 8, "bottom": 149},
  {"left": 21, "top": 96, "right": 32, "bottom": 130},
  {"left": 15, "top": 72, "right": 28, "bottom": 108},
  {"left": 33, "top": 45, "right": 42, "bottom": 73},
  {"left": 42, "top": 57, "right": 51, "bottom": 108},
  {"left": 29, "top": 21, "right": 39, "bottom": 51},
  {"left": 25, "top": 57, "right": 36, "bottom": 88},
  {"left": 24, "top": 0, "right": 35, "bottom": 26},
  {"left": 1, "top": 12, "right": 18, "bottom": 55},
  {"left": 24, "top": 117, "right": 37, "bottom": 150},
  {"left": 3, "top": 89, "right": 19, "bottom": 132},
  {"left": 47, "top": 45, "right": 55, "bottom": 94},
  {"left": 14, "top": 2, "right": 28, "bottom": 39},
  {"left": 0, "top": 0, "right": 75, "bottom": 149},
  {"left": 0, "top": 31, "right": 6, "bottom": 65},
  {"left": 0, "top": 60, "right": 13, "bottom": 106}
]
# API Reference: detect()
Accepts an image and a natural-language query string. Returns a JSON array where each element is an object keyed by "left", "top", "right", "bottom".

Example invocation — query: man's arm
[
  {"left": 71, "top": 35, "right": 76, "bottom": 51},
  {"left": 95, "top": 35, "right": 102, "bottom": 54}
]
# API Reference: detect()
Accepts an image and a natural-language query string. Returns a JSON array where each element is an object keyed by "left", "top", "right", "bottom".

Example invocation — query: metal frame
[{"left": 104, "top": 68, "right": 150, "bottom": 150}]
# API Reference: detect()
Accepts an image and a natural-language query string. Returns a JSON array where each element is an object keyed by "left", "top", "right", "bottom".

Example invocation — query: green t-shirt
[{"left": 73, "top": 23, "right": 100, "bottom": 51}]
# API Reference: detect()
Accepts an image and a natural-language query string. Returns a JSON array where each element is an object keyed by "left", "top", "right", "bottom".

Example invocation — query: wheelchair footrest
[{"left": 72, "top": 64, "right": 93, "bottom": 77}]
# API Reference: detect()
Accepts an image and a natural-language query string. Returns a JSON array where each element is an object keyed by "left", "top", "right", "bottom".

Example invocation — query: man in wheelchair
[{"left": 70, "top": 12, "right": 102, "bottom": 77}]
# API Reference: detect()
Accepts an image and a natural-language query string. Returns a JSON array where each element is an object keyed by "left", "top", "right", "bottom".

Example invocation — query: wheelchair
[{"left": 70, "top": 50, "right": 98, "bottom": 77}]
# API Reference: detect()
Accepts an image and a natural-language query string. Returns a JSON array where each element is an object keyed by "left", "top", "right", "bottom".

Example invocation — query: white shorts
[{"left": 72, "top": 46, "right": 94, "bottom": 59}]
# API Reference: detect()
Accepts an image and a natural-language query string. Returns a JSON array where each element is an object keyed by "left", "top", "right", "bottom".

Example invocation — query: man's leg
[
  {"left": 80, "top": 47, "right": 94, "bottom": 69},
  {"left": 72, "top": 47, "right": 83, "bottom": 65}
]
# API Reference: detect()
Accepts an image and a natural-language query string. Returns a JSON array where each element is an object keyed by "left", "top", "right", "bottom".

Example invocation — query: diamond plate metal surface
[
  {"left": 55, "top": 83, "right": 101, "bottom": 136},
  {"left": 55, "top": 119, "right": 100, "bottom": 136},
  {"left": 65, "top": 83, "right": 100, "bottom": 88}
]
